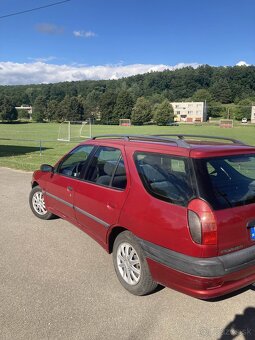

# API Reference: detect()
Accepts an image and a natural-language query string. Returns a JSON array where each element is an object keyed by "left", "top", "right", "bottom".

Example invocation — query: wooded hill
[{"left": 1, "top": 65, "right": 255, "bottom": 123}]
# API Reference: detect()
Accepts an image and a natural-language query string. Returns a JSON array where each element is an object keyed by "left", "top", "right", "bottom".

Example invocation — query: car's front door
[
  {"left": 44, "top": 144, "right": 94, "bottom": 222},
  {"left": 73, "top": 145, "right": 129, "bottom": 245}
]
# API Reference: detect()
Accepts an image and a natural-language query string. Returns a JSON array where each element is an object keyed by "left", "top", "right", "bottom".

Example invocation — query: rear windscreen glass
[{"left": 194, "top": 154, "right": 255, "bottom": 209}]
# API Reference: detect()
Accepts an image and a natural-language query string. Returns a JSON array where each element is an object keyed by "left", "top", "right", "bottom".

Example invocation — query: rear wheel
[
  {"left": 113, "top": 231, "right": 157, "bottom": 295},
  {"left": 29, "top": 186, "right": 54, "bottom": 220}
]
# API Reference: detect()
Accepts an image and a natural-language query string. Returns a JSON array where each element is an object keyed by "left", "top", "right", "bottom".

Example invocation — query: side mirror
[{"left": 40, "top": 164, "right": 54, "bottom": 173}]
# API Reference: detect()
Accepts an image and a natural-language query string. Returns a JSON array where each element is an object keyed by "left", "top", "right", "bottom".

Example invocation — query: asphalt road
[{"left": 0, "top": 167, "right": 255, "bottom": 340}]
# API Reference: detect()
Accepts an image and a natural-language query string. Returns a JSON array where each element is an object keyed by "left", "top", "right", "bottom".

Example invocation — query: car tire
[
  {"left": 113, "top": 231, "right": 158, "bottom": 295},
  {"left": 29, "top": 186, "right": 55, "bottom": 220}
]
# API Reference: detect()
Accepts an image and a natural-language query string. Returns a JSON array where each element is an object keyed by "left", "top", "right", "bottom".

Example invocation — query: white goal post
[
  {"left": 80, "top": 120, "right": 92, "bottom": 138},
  {"left": 219, "top": 119, "right": 234, "bottom": 128},
  {"left": 119, "top": 119, "right": 131, "bottom": 126},
  {"left": 57, "top": 119, "right": 92, "bottom": 141},
  {"left": 57, "top": 121, "right": 70, "bottom": 141}
]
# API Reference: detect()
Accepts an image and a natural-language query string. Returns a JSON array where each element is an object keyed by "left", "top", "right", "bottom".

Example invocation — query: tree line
[{"left": 1, "top": 65, "right": 255, "bottom": 124}]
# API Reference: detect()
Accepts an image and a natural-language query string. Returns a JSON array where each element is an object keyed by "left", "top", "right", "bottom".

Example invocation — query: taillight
[
  {"left": 188, "top": 210, "right": 202, "bottom": 244},
  {"left": 188, "top": 199, "right": 217, "bottom": 245}
]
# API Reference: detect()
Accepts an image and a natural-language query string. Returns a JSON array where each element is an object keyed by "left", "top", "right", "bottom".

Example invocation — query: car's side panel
[
  {"left": 44, "top": 174, "right": 77, "bottom": 222},
  {"left": 74, "top": 182, "right": 128, "bottom": 244}
]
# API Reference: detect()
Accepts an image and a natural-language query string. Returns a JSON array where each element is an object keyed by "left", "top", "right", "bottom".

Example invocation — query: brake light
[{"left": 188, "top": 199, "right": 217, "bottom": 245}]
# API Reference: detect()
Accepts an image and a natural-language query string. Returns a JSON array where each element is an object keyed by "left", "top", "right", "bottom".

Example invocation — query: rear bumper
[
  {"left": 138, "top": 238, "right": 255, "bottom": 299},
  {"left": 147, "top": 258, "right": 255, "bottom": 299}
]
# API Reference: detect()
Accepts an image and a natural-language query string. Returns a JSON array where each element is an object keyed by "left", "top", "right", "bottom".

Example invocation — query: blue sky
[{"left": 0, "top": 0, "right": 254, "bottom": 84}]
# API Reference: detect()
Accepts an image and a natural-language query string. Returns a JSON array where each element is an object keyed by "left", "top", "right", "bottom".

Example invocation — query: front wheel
[
  {"left": 29, "top": 186, "right": 54, "bottom": 220},
  {"left": 113, "top": 231, "right": 158, "bottom": 295}
]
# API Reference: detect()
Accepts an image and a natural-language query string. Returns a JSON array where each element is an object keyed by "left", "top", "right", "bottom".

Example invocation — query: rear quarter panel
[{"left": 119, "top": 145, "right": 210, "bottom": 257}]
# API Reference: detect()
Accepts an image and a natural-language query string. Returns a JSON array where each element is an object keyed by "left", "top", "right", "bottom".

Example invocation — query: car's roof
[{"left": 81, "top": 135, "right": 255, "bottom": 158}]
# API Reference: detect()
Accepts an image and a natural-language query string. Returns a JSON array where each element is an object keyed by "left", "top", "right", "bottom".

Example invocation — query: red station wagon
[{"left": 29, "top": 134, "right": 255, "bottom": 299}]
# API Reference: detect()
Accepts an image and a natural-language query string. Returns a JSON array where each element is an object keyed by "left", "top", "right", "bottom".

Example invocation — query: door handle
[
  {"left": 107, "top": 202, "right": 116, "bottom": 210},
  {"left": 67, "top": 186, "right": 73, "bottom": 191}
]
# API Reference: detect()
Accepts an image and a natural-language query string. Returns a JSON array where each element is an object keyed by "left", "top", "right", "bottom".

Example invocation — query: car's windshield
[{"left": 194, "top": 154, "right": 255, "bottom": 209}]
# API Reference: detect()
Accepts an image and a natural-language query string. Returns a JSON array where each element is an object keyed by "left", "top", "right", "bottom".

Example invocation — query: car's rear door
[
  {"left": 73, "top": 145, "right": 129, "bottom": 245},
  {"left": 44, "top": 144, "right": 95, "bottom": 222}
]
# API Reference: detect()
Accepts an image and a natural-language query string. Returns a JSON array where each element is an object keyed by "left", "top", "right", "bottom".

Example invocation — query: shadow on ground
[
  {"left": 0, "top": 121, "right": 31, "bottom": 125},
  {"left": 219, "top": 307, "right": 255, "bottom": 339},
  {"left": 0, "top": 145, "right": 51, "bottom": 157},
  {"left": 207, "top": 285, "right": 252, "bottom": 303}
]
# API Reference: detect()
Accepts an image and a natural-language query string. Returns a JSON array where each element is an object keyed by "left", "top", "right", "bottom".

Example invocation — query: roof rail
[
  {"left": 91, "top": 134, "right": 190, "bottom": 147},
  {"left": 91, "top": 134, "right": 247, "bottom": 147},
  {"left": 91, "top": 135, "right": 129, "bottom": 141},
  {"left": 152, "top": 134, "right": 247, "bottom": 145}
]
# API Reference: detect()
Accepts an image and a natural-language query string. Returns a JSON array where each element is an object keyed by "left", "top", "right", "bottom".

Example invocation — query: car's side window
[
  {"left": 134, "top": 152, "right": 193, "bottom": 206},
  {"left": 58, "top": 145, "right": 94, "bottom": 178},
  {"left": 86, "top": 146, "right": 127, "bottom": 190}
]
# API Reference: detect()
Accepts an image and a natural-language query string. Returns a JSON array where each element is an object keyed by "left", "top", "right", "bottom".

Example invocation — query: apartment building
[
  {"left": 171, "top": 102, "right": 207, "bottom": 122},
  {"left": 251, "top": 106, "right": 255, "bottom": 123}
]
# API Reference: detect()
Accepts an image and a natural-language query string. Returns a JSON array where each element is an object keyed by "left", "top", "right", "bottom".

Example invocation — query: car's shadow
[
  {"left": 152, "top": 283, "right": 255, "bottom": 299},
  {"left": 205, "top": 284, "right": 255, "bottom": 302}
]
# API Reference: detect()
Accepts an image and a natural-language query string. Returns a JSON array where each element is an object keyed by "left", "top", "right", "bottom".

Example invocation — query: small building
[
  {"left": 171, "top": 102, "right": 207, "bottom": 123},
  {"left": 251, "top": 106, "right": 255, "bottom": 124}
]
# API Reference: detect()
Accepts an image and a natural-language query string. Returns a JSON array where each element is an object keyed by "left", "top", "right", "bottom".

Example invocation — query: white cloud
[
  {"left": 236, "top": 60, "right": 250, "bottom": 66},
  {"left": 28, "top": 56, "right": 57, "bottom": 63},
  {"left": 0, "top": 61, "right": 200, "bottom": 85},
  {"left": 73, "top": 30, "right": 97, "bottom": 38}
]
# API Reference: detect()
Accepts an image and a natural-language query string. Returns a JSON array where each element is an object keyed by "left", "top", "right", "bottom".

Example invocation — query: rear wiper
[{"left": 220, "top": 167, "right": 232, "bottom": 180}]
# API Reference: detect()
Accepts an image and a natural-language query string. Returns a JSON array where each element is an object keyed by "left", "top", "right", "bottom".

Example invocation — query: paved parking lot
[{"left": 0, "top": 167, "right": 255, "bottom": 340}]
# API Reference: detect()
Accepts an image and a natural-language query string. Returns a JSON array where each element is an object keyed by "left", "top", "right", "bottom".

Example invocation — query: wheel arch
[
  {"left": 107, "top": 226, "right": 128, "bottom": 253},
  {"left": 32, "top": 181, "right": 39, "bottom": 188}
]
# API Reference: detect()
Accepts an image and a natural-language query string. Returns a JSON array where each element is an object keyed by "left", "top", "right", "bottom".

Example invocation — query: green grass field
[{"left": 0, "top": 122, "right": 255, "bottom": 171}]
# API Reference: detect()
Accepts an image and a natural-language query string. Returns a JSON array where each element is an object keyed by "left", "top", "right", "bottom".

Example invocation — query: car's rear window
[
  {"left": 134, "top": 152, "right": 195, "bottom": 207},
  {"left": 194, "top": 154, "right": 255, "bottom": 209}
]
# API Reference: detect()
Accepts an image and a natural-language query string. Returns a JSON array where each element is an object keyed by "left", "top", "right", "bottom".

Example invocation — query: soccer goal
[
  {"left": 57, "top": 119, "right": 92, "bottom": 141},
  {"left": 80, "top": 119, "right": 92, "bottom": 138},
  {"left": 119, "top": 119, "right": 131, "bottom": 127},
  {"left": 219, "top": 119, "right": 234, "bottom": 128}
]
